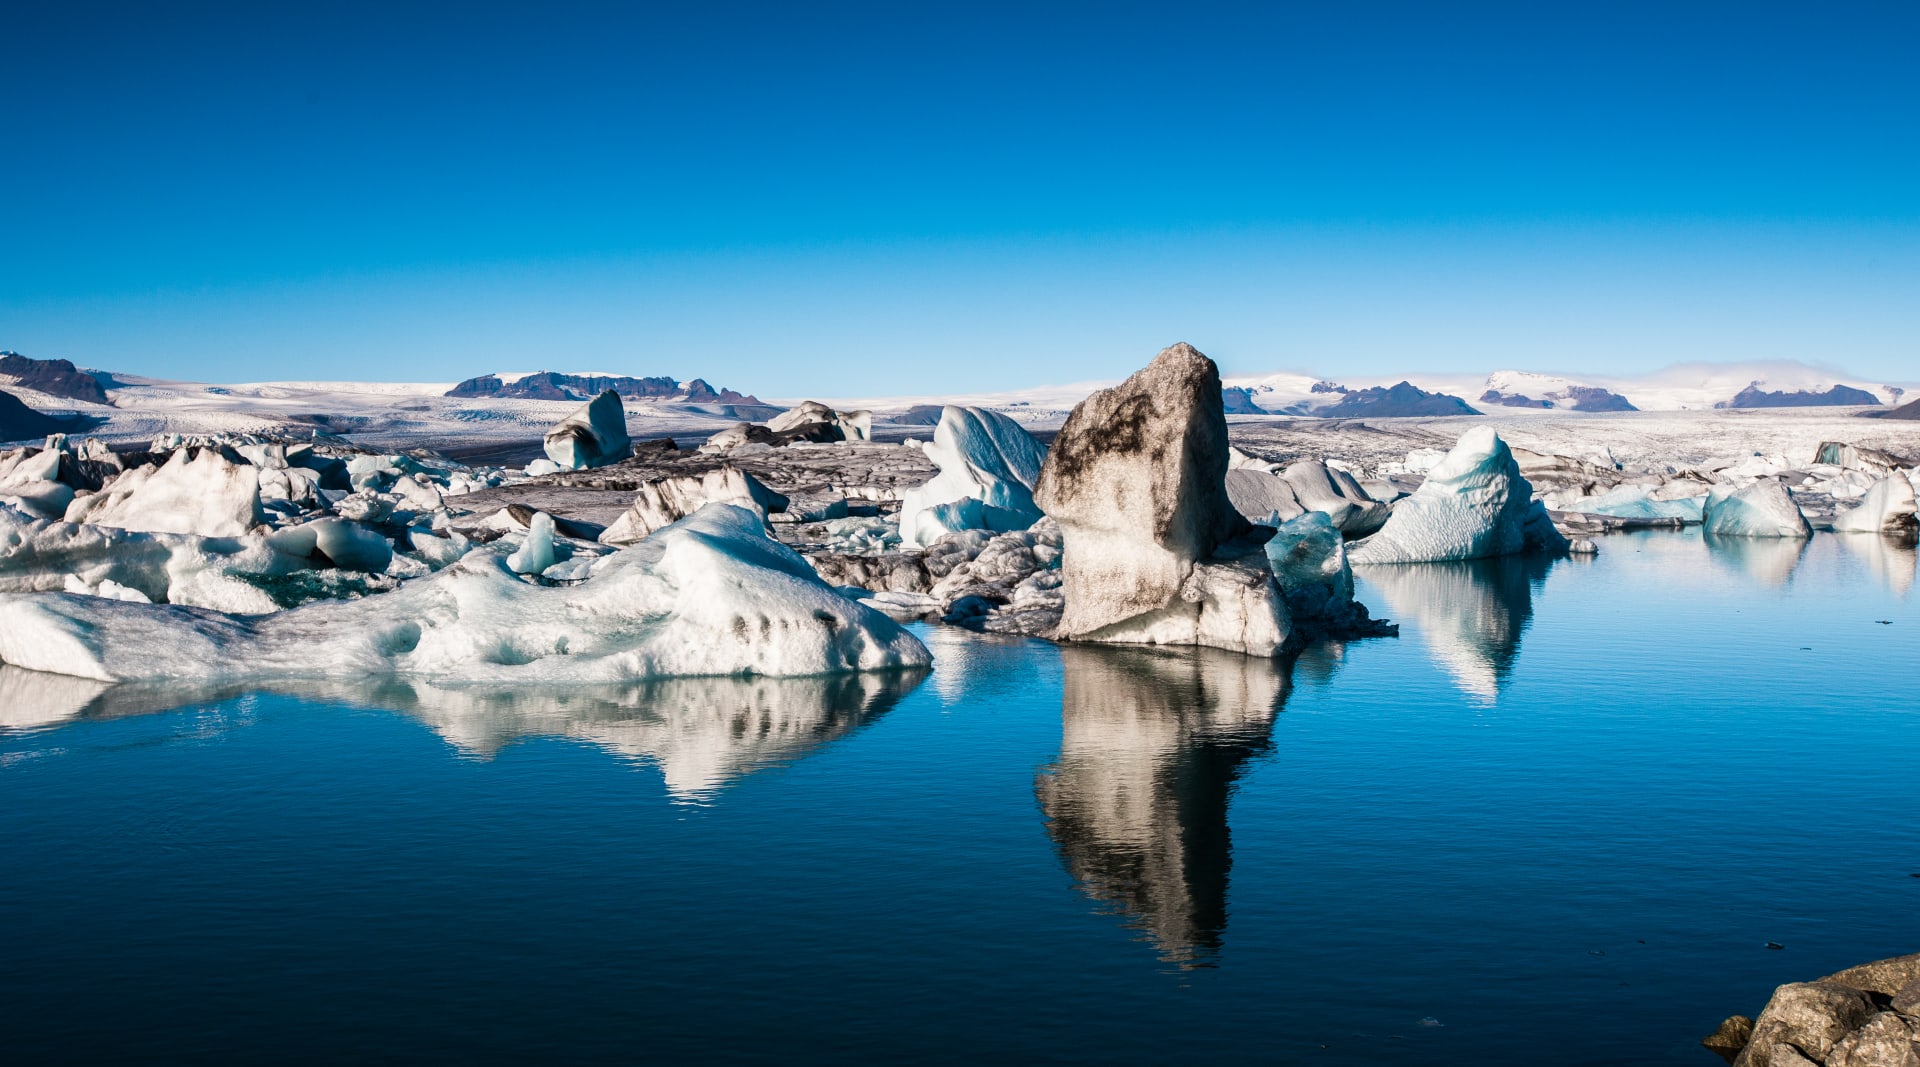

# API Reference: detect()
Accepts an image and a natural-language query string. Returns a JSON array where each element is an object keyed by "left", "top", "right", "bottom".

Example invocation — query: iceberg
[
  {"left": 1701, "top": 479, "right": 1812, "bottom": 538},
  {"left": 1832, "top": 475, "right": 1918, "bottom": 538},
  {"left": 1263, "top": 511, "right": 1353, "bottom": 621},
  {"left": 1033, "top": 343, "right": 1290, "bottom": 656},
  {"left": 0, "top": 446, "right": 74, "bottom": 519},
  {"left": 65, "top": 448, "right": 264, "bottom": 538},
  {"left": 543, "top": 389, "right": 634, "bottom": 470},
  {"left": 897, "top": 405, "right": 1048, "bottom": 547},
  {"left": 1280, "top": 459, "right": 1390, "bottom": 537},
  {"left": 599, "top": 466, "right": 789, "bottom": 546},
  {"left": 1349, "top": 427, "right": 1564, "bottom": 564},
  {"left": 0, "top": 504, "right": 931, "bottom": 684}
]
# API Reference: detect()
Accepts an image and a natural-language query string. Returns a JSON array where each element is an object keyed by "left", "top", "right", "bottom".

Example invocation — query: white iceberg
[
  {"left": 1832, "top": 475, "right": 1918, "bottom": 537},
  {"left": 1350, "top": 428, "right": 1562, "bottom": 564},
  {"left": 0, "top": 504, "right": 932, "bottom": 684},
  {"left": 1702, "top": 479, "right": 1812, "bottom": 538},
  {"left": 543, "top": 389, "right": 633, "bottom": 470},
  {"left": 0, "top": 447, "right": 74, "bottom": 520},
  {"left": 897, "top": 406, "right": 1047, "bottom": 547},
  {"left": 599, "top": 466, "right": 788, "bottom": 546},
  {"left": 66, "top": 448, "right": 264, "bottom": 538}
]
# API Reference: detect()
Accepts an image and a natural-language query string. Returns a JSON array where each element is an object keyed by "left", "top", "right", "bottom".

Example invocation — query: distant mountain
[
  {"left": 1873, "top": 396, "right": 1920, "bottom": 421},
  {"left": 0, "top": 388, "right": 97, "bottom": 441},
  {"left": 1221, "top": 386, "right": 1269, "bottom": 414},
  {"left": 445, "top": 371, "right": 769, "bottom": 410},
  {"left": 1480, "top": 384, "right": 1636, "bottom": 412},
  {"left": 1315, "top": 381, "right": 1481, "bottom": 418},
  {"left": 1722, "top": 382, "right": 1882, "bottom": 408},
  {"left": 0, "top": 352, "right": 112, "bottom": 405}
]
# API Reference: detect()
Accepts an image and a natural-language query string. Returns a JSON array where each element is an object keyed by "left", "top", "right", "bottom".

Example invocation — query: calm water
[{"left": 3, "top": 531, "right": 1917, "bottom": 1064}]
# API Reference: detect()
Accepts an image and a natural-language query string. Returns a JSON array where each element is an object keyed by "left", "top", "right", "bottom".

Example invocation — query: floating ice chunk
[
  {"left": 312, "top": 519, "right": 396, "bottom": 573},
  {"left": 1263, "top": 512, "right": 1353, "bottom": 620},
  {"left": 507, "top": 512, "right": 558, "bottom": 574},
  {"left": 524, "top": 458, "right": 563, "bottom": 478},
  {"left": 67, "top": 449, "right": 264, "bottom": 537},
  {"left": 544, "top": 390, "right": 633, "bottom": 470},
  {"left": 62, "top": 573, "right": 153, "bottom": 603},
  {"left": 1702, "top": 479, "right": 1812, "bottom": 538},
  {"left": 0, "top": 504, "right": 932, "bottom": 684},
  {"left": 1349, "top": 428, "right": 1560, "bottom": 564},
  {"left": 897, "top": 406, "right": 1047, "bottom": 547},
  {"left": 1832, "top": 475, "right": 1918, "bottom": 537},
  {"left": 600, "top": 466, "right": 788, "bottom": 546},
  {"left": 405, "top": 528, "right": 472, "bottom": 570},
  {"left": 1555, "top": 484, "right": 1706, "bottom": 523}
]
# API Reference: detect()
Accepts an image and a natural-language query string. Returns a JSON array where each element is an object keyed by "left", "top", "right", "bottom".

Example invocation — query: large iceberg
[
  {"left": 543, "top": 389, "right": 633, "bottom": 470},
  {"left": 0, "top": 504, "right": 931, "bottom": 683},
  {"left": 1701, "top": 479, "right": 1812, "bottom": 538},
  {"left": 897, "top": 405, "right": 1047, "bottom": 547},
  {"left": 66, "top": 448, "right": 265, "bottom": 537},
  {"left": 1033, "top": 343, "right": 1290, "bottom": 656},
  {"left": 1349, "top": 427, "right": 1565, "bottom": 564},
  {"left": 1832, "top": 475, "right": 1918, "bottom": 537}
]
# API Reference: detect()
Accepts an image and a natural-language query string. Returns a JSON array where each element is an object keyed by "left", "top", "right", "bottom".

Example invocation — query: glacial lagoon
[{"left": 3, "top": 531, "right": 1916, "bottom": 1064}]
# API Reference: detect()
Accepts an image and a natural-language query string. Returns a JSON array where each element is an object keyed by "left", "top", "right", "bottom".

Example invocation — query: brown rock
[
  {"left": 1737, "top": 982, "right": 1880, "bottom": 1067},
  {"left": 1827, "top": 955, "right": 1920, "bottom": 998},
  {"left": 1704, "top": 1015, "right": 1754, "bottom": 1064},
  {"left": 1827, "top": 1011, "right": 1920, "bottom": 1067}
]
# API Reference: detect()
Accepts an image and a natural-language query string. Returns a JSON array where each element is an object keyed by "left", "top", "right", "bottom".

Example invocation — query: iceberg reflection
[
  {"left": 0, "top": 667, "right": 928, "bottom": 802},
  {"left": 1037, "top": 645, "right": 1290, "bottom": 969},
  {"left": 1701, "top": 532, "right": 1808, "bottom": 588},
  {"left": 1354, "top": 556, "right": 1551, "bottom": 703},
  {"left": 1834, "top": 533, "right": 1917, "bottom": 599}
]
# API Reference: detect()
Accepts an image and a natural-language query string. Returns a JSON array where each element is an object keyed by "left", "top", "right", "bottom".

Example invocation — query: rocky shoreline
[{"left": 1706, "top": 953, "right": 1920, "bottom": 1065}]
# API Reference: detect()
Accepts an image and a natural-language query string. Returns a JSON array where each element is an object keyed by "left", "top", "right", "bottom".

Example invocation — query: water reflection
[
  {"left": 1834, "top": 533, "right": 1917, "bottom": 599},
  {"left": 1037, "top": 645, "right": 1290, "bottom": 969},
  {"left": 1354, "top": 556, "right": 1553, "bottom": 703},
  {"left": 1702, "top": 534, "right": 1809, "bottom": 588},
  {"left": 0, "top": 666, "right": 928, "bottom": 802}
]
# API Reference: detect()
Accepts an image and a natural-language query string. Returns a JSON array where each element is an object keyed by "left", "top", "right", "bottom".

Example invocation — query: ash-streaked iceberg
[
  {"left": 1832, "top": 475, "right": 1918, "bottom": 538},
  {"left": 1034, "top": 343, "right": 1290, "bottom": 656},
  {"left": 1349, "top": 427, "right": 1565, "bottom": 564},
  {"left": 543, "top": 389, "right": 633, "bottom": 470},
  {"left": 897, "top": 405, "right": 1047, "bottom": 547},
  {"left": 0, "top": 504, "right": 931, "bottom": 684}
]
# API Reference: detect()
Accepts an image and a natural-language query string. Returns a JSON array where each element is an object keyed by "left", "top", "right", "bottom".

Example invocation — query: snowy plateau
[{"left": 1, "top": 348, "right": 1916, "bottom": 687}]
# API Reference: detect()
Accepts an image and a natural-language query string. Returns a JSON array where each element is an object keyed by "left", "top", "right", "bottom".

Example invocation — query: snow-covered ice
[{"left": 897, "top": 405, "right": 1047, "bottom": 547}]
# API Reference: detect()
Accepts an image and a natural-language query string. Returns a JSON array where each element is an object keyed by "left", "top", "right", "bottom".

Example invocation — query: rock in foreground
[
  {"left": 1033, "top": 343, "right": 1289, "bottom": 656},
  {"left": 1705, "top": 952, "right": 1920, "bottom": 1065}
]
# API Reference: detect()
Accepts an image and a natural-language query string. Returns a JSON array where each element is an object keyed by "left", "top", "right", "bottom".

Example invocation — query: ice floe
[{"left": 0, "top": 503, "right": 930, "bottom": 683}]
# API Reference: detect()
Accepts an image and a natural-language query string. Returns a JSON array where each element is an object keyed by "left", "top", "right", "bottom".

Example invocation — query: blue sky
[{"left": 3, "top": 1, "right": 1915, "bottom": 394}]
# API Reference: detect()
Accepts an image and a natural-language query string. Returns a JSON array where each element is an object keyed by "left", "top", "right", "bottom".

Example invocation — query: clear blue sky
[{"left": 3, "top": 1, "right": 1915, "bottom": 394}]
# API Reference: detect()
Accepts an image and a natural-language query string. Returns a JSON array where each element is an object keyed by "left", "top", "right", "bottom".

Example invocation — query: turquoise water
[{"left": 2, "top": 531, "right": 1917, "bottom": 1064}]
